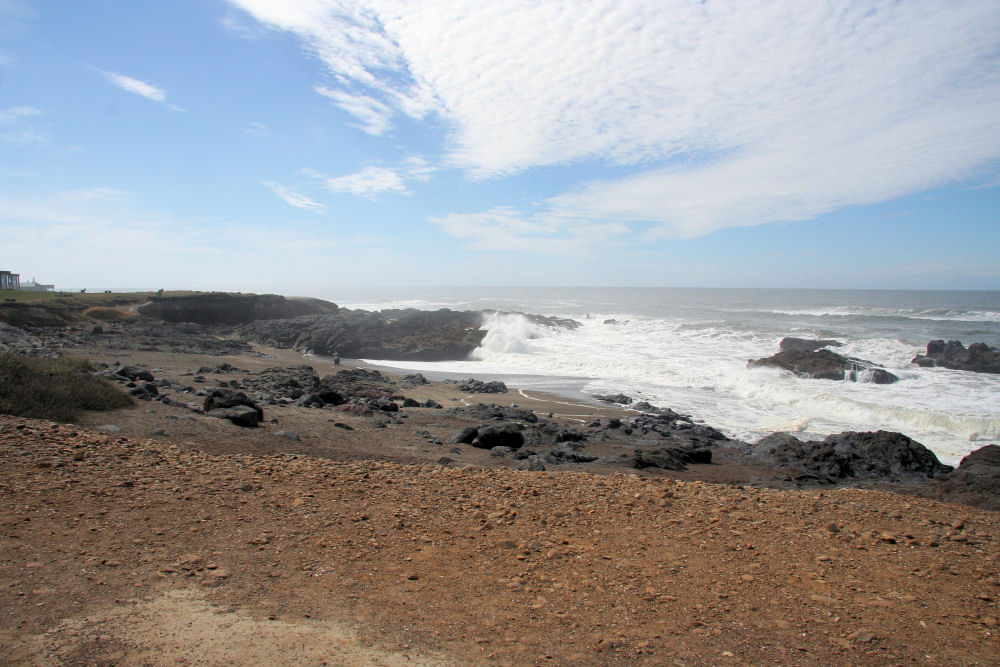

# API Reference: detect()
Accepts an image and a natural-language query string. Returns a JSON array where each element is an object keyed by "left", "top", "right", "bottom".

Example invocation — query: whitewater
[{"left": 323, "top": 287, "right": 1000, "bottom": 466}]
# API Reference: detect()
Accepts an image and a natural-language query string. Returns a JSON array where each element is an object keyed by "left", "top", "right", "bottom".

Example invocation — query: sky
[{"left": 1, "top": 0, "right": 999, "bottom": 292}]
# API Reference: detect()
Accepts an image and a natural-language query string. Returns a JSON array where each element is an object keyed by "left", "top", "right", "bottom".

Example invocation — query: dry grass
[
  {"left": 83, "top": 307, "right": 133, "bottom": 322},
  {"left": 0, "top": 353, "right": 133, "bottom": 422}
]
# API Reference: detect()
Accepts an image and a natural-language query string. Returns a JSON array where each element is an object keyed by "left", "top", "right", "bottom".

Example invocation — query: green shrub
[{"left": 0, "top": 353, "right": 133, "bottom": 422}]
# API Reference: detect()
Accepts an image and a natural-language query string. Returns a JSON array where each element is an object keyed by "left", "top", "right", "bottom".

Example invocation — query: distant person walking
[{"left": 333, "top": 353, "right": 340, "bottom": 366}]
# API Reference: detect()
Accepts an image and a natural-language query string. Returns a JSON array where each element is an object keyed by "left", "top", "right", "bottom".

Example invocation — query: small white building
[{"left": 20, "top": 279, "right": 55, "bottom": 292}]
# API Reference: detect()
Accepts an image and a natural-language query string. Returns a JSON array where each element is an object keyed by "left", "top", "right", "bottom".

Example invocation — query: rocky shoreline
[{"left": 2, "top": 291, "right": 1000, "bottom": 663}]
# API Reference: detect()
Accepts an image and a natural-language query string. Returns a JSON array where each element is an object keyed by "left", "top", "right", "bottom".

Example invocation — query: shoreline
[{"left": 3, "top": 323, "right": 1000, "bottom": 663}]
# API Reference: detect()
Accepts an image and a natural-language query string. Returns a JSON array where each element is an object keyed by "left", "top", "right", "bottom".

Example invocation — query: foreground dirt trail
[{"left": 2, "top": 415, "right": 999, "bottom": 665}]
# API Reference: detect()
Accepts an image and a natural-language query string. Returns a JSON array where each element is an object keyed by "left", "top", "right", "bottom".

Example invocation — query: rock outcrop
[
  {"left": 778, "top": 337, "right": 843, "bottom": 352},
  {"left": 932, "top": 445, "right": 1000, "bottom": 510},
  {"left": 749, "top": 349, "right": 899, "bottom": 384},
  {"left": 911, "top": 340, "right": 1000, "bottom": 374},
  {"left": 755, "top": 430, "right": 952, "bottom": 483},
  {"left": 138, "top": 293, "right": 338, "bottom": 325},
  {"left": 458, "top": 379, "right": 508, "bottom": 394},
  {"left": 236, "top": 308, "right": 486, "bottom": 362}
]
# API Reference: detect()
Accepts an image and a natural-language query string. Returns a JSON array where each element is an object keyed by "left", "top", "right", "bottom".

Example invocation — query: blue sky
[{"left": 1, "top": 0, "right": 999, "bottom": 291}]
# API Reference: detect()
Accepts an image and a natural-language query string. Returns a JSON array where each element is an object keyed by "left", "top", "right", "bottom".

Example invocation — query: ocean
[{"left": 322, "top": 287, "right": 1000, "bottom": 466}]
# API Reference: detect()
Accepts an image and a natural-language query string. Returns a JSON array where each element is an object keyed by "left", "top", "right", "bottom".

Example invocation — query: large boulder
[
  {"left": 911, "top": 340, "right": 999, "bottom": 374},
  {"left": 630, "top": 445, "right": 712, "bottom": 471},
  {"left": 115, "top": 365, "right": 155, "bottom": 382},
  {"left": 203, "top": 388, "right": 263, "bottom": 423},
  {"left": 755, "top": 430, "right": 952, "bottom": 482},
  {"left": 473, "top": 422, "right": 525, "bottom": 450},
  {"left": 450, "top": 427, "right": 479, "bottom": 444},
  {"left": 206, "top": 405, "right": 260, "bottom": 428},
  {"left": 779, "top": 337, "right": 843, "bottom": 352},
  {"left": 594, "top": 393, "right": 633, "bottom": 405},
  {"left": 459, "top": 379, "right": 508, "bottom": 394},
  {"left": 933, "top": 445, "right": 1000, "bottom": 510},
  {"left": 749, "top": 349, "right": 898, "bottom": 384}
]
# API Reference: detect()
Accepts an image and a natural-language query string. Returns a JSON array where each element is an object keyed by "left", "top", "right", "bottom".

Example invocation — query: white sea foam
[{"left": 338, "top": 288, "right": 1000, "bottom": 467}]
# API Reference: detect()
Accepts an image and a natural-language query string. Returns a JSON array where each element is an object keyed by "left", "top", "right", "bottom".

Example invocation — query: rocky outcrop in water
[
  {"left": 779, "top": 337, "right": 843, "bottom": 352},
  {"left": 236, "top": 308, "right": 486, "bottom": 362},
  {"left": 138, "top": 293, "right": 338, "bottom": 325},
  {"left": 911, "top": 340, "right": 1000, "bottom": 374},
  {"left": 749, "top": 349, "right": 899, "bottom": 384}
]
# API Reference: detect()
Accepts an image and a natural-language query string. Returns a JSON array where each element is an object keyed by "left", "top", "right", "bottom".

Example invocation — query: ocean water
[{"left": 324, "top": 287, "right": 1000, "bottom": 466}]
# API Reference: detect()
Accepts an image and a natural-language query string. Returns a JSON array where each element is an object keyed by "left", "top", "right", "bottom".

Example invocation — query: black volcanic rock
[
  {"left": 755, "top": 430, "right": 952, "bottom": 483},
  {"left": 236, "top": 308, "right": 486, "bottom": 362},
  {"left": 138, "top": 293, "right": 338, "bottom": 325},
  {"left": 594, "top": 393, "right": 633, "bottom": 405},
  {"left": 458, "top": 378, "right": 508, "bottom": 394},
  {"left": 779, "top": 337, "right": 843, "bottom": 352},
  {"left": 473, "top": 422, "right": 525, "bottom": 450},
  {"left": 911, "top": 340, "right": 999, "bottom": 374},
  {"left": 630, "top": 444, "right": 712, "bottom": 471},
  {"left": 749, "top": 349, "right": 898, "bottom": 384},
  {"left": 933, "top": 445, "right": 1000, "bottom": 510},
  {"left": 203, "top": 388, "right": 263, "bottom": 424}
]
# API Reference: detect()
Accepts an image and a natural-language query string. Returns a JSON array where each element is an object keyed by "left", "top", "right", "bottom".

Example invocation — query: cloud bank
[{"left": 230, "top": 0, "right": 1000, "bottom": 241}]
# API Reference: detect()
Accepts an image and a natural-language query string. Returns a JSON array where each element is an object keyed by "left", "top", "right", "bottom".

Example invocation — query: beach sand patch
[{"left": 32, "top": 588, "right": 446, "bottom": 666}]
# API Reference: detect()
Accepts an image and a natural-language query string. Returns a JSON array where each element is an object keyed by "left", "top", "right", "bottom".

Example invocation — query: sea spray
[{"left": 335, "top": 286, "right": 1000, "bottom": 466}]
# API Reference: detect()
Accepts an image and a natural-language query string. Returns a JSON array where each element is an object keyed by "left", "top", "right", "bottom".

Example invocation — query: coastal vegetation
[{"left": 0, "top": 352, "right": 132, "bottom": 422}]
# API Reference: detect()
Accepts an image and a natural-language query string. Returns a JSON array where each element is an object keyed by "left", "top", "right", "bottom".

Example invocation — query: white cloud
[
  {"left": 261, "top": 181, "right": 327, "bottom": 213},
  {"left": 244, "top": 121, "right": 269, "bottom": 136},
  {"left": 99, "top": 70, "right": 165, "bottom": 101},
  {"left": 96, "top": 69, "right": 185, "bottom": 111},
  {"left": 0, "top": 51, "right": 12, "bottom": 67},
  {"left": 0, "top": 105, "right": 44, "bottom": 144},
  {"left": 324, "top": 166, "right": 407, "bottom": 198},
  {"left": 230, "top": 1, "right": 1000, "bottom": 238},
  {"left": 431, "top": 207, "right": 629, "bottom": 256},
  {"left": 314, "top": 86, "right": 393, "bottom": 136},
  {"left": 0, "top": 105, "right": 39, "bottom": 123},
  {"left": 317, "top": 158, "right": 438, "bottom": 199}
]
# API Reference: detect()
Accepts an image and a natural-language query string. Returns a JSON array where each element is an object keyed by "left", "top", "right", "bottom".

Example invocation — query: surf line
[{"left": 516, "top": 389, "right": 599, "bottom": 410}]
